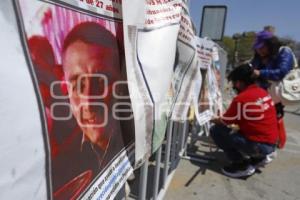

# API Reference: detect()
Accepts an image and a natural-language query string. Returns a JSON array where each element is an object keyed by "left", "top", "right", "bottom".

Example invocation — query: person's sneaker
[
  {"left": 251, "top": 151, "right": 277, "bottom": 169},
  {"left": 250, "top": 157, "right": 268, "bottom": 168},
  {"left": 267, "top": 151, "right": 277, "bottom": 161},
  {"left": 221, "top": 162, "right": 255, "bottom": 178}
]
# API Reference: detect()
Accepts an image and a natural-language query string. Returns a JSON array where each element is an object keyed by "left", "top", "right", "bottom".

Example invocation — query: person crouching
[{"left": 210, "top": 63, "right": 278, "bottom": 178}]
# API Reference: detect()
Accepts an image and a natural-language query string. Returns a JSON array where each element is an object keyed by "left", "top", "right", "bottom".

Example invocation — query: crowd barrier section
[
  {"left": 126, "top": 51, "right": 230, "bottom": 198},
  {"left": 128, "top": 119, "right": 210, "bottom": 200}
]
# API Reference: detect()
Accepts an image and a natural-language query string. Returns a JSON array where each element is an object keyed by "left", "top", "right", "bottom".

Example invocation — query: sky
[{"left": 189, "top": 0, "right": 300, "bottom": 41}]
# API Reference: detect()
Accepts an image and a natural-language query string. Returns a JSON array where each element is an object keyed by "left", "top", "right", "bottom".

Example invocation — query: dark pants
[{"left": 210, "top": 124, "right": 275, "bottom": 162}]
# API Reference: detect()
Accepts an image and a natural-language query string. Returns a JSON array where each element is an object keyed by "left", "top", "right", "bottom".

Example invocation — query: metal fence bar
[
  {"left": 172, "top": 122, "right": 180, "bottom": 163},
  {"left": 152, "top": 146, "right": 162, "bottom": 200},
  {"left": 162, "top": 120, "right": 174, "bottom": 188},
  {"left": 135, "top": 120, "right": 202, "bottom": 200},
  {"left": 179, "top": 121, "right": 210, "bottom": 164},
  {"left": 138, "top": 159, "right": 149, "bottom": 200},
  {"left": 180, "top": 121, "right": 188, "bottom": 151}
]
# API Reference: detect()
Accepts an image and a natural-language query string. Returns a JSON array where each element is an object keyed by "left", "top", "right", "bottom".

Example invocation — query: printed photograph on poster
[
  {"left": 195, "top": 37, "right": 223, "bottom": 124},
  {"left": 122, "top": 0, "right": 182, "bottom": 157},
  {"left": 170, "top": 40, "right": 197, "bottom": 121},
  {"left": 170, "top": 3, "right": 198, "bottom": 122},
  {"left": 194, "top": 38, "right": 214, "bottom": 124},
  {"left": 15, "top": 0, "right": 134, "bottom": 199}
]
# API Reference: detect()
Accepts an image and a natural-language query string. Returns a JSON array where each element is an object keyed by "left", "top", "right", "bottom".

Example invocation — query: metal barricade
[{"left": 128, "top": 120, "right": 195, "bottom": 200}]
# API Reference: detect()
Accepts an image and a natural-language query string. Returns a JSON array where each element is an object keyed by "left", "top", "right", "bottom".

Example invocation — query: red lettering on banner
[
  {"left": 96, "top": 0, "right": 103, "bottom": 8},
  {"left": 106, "top": 5, "right": 119, "bottom": 13},
  {"left": 146, "top": 0, "right": 173, "bottom": 5}
]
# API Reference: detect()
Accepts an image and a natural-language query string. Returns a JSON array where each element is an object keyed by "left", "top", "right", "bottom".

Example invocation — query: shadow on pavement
[{"left": 183, "top": 135, "right": 254, "bottom": 185}]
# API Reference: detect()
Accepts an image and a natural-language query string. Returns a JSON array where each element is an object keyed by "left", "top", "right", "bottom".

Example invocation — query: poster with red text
[
  {"left": 195, "top": 37, "right": 223, "bottom": 127},
  {"left": 13, "top": 0, "right": 134, "bottom": 199},
  {"left": 170, "top": 0, "right": 200, "bottom": 122},
  {"left": 122, "top": 0, "right": 182, "bottom": 159}
]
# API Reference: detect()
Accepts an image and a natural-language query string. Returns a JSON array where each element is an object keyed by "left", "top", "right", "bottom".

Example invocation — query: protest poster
[
  {"left": 9, "top": 0, "right": 135, "bottom": 199},
  {"left": 208, "top": 45, "right": 223, "bottom": 115},
  {"left": 170, "top": 0, "right": 200, "bottom": 122},
  {"left": 195, "top": 37, "right": 214, "bottom": 125},
  {"left": 194, "top": 37, "right": 223, "bottom": 126},
  {"left": 122, "top": 0, "right": 182, "bottom": 157}
]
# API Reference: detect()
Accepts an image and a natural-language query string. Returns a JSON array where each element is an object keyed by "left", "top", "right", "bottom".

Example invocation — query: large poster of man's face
[{"left": 15, "top": 0, "right": 134, "bottom": 199}]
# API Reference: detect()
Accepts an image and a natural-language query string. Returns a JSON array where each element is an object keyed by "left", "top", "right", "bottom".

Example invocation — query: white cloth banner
[
  {"left": 0, "top": 2, "right": 47, "bottom": 199},
  {"left": 122, "top": 0, "right": 182, "bottom": 162},
  {"left": 170, "top": 0, "right": 199, "bottom": 121},
  {"left": 194, "top": 37, "right": 223, "bottom": 126}
]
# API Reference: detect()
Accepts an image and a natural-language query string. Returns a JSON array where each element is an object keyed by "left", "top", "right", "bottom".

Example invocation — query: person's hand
[
  {"left": 252, "top": 69, "right": 260, "bottom": 78},
  {"left": 210, "top": 116, "right": 222, "bottom": 125}
]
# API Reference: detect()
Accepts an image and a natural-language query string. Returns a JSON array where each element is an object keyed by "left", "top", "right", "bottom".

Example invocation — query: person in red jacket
[{"left": 210, "top": 63, "right": 278, "bottom": 178}]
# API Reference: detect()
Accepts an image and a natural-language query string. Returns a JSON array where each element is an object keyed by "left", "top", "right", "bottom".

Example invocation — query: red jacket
[{"left": 222, "top": 84, "right": 279, "bottom": 144}]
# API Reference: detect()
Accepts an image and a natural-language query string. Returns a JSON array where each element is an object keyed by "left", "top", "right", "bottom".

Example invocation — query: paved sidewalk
[{"left": 165, "top": 109, "right": 300, "bottom": 200}]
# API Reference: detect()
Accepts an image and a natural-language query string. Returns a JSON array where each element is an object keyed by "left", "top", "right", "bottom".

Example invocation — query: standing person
[
  {"left": 251, "top": 30, "right": 296, "bottom": 117},
  {"left": 210, "top": 64, "right": 278, "bottom": 178},
  {"left": 264, "top": 25, "right": 276, "bottom": 34}
]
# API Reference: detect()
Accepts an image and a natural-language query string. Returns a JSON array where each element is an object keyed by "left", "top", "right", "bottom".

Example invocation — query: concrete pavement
[{"left": 165, "top": 108, "right": 300, "bottom": 200}]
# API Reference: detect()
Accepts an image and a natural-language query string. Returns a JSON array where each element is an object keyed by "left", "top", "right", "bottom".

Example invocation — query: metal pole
[
  {"left": 173, "top": 122, "right": 180, "bottom": 162},
  {"left": 179, "top": 121, "right": 211, "bottom": 164},
  {"left": 153, "top": 146, "right": 162, "bottom": 200},
  {"left": 231, "top": 39, "right": 238, "bottom": 69},
  {"left": 163, "top": 120, "right": 173, "bottom": 188},
  {"left": 180, "top": 121, "right": 188, "bottom": 151},
  {"left": 138, "top": 160, "right": 149, "bottom": 200},
  {"left": 232, "top": 33, "right": 242, "bottom": 68}
]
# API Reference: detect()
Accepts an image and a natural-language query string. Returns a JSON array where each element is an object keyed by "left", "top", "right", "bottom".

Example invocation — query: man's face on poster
[{"left": 63, "top": 40, "right": 120, "bottom": 149}]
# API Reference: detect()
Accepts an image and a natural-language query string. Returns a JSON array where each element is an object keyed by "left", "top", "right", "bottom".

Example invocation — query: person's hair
[
  {"left": 264, "top": 25, "right": 275, "bottom": 33},
  {"left": 263, "top": 36, "right": 282, "bottom": 57},
  {"left": 254, "top": 36, "right": 282, "bottom": 60},
  {"left": 63, "top": 22, "right": 119, "bottom": 52},
  {"left": 227, "top": 63, "right": 255, "bottom": 85},
  {"left": 62, "top": 22, "right": 121, "bottom": 72}
]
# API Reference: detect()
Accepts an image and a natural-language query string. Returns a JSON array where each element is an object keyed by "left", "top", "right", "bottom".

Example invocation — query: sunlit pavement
[{"left": 165, "top": 106, "right": 300, "bottom": 200}]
